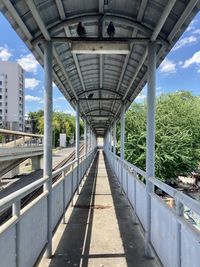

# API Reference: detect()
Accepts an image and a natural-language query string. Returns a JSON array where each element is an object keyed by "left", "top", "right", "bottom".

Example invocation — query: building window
[
  {"left": 0, "top": 88, "right": 2, "bottom": 93},
  {"left": 0, "top": 96, "right": 2, "bottom": 99},
  {"left": 0, "top": 81, "right": 2, "bottom": 85}
]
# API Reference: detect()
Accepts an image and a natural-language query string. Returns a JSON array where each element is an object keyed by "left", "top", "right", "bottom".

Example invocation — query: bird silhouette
[
  {"left": 77, "top": 22, "right": 86, "bottom": 37},
  {"left": 88, "top": 93, "right": 94, "bottom": 99},
  {"left": 107, "top": 21, "right": 115, "bottom": 38}
]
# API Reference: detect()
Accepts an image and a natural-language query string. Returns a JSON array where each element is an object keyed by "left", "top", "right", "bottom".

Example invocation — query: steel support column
[
  {"left": 76, "top": 101, "right": 80, "bottom": 194},
  {"left": 43, "top": 41, "right": 53, "bottom": 258},
  {"left": 113, "top": 120, "right": 117, "bottom": 155},
  {"left": 145, "top": 41, "right": 156, "bottom": 257},
  {"left": 120, "top": 104, "right": 125, "bottom": 192},
  {"left": 84, "top": 119, "right": 87, "bottom": 155},
  {"left": 110, "top": 127, "right": 112, "bottom": 152}
]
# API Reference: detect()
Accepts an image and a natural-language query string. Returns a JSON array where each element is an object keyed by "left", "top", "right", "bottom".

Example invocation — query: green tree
[
  {"left": 28, "top": 110, "right": 44, "bottom": 133},
  {"left": 121, "top": 91, "right": 200, "bottom": 183}
]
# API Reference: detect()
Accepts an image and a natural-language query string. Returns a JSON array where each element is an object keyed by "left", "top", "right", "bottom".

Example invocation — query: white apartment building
[{"left": 0, "top": 62, "right": 24, "bottom": 131}]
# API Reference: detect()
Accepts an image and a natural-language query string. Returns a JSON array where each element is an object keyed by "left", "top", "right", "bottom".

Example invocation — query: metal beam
[
  {"left": 76, "top": 88, "right": 123, "bottom": 98},
  {"left": 111, "top": 0, "right": 148, "bottom": 113},
  {"left": 71, "top": 41, "right": 130, "bottom": 54},
  {"left": 84, "top": 119, "right": 87, "bottom": 155},
  {"left": 86, "top": 115, "right": 113, "bottom": 117},
  {"left": 79, "top": 98, "right": 122, "bottom": 101},
  {"left": 43, "top": 41, "right": 53, "bottom": 258},
  {"left": 113, "top": 0, "right": 177, "bottom": 119},
  {"left": 85, "top": 108, "right": 115, "bottom": 115},
  {"left": 32, "top": 13, "right": 162, "bottom": 44},
  {"left": 113, "top": 120, "right": 116, "bottom": 155},
  {"left": 76, "top": 101, "right": 80, "bottom": 194},
  {"left": 122, "top": 0, "right": 176, "bottom": 102},
  {"left": 145, "top": 41, "right": 156, "bottom": 258},
  {"left": 55, "top": 0, "right": 91, "bottom": 112},
  {"left": 49, "top": 37, "right": 156, "bottom": 44}
]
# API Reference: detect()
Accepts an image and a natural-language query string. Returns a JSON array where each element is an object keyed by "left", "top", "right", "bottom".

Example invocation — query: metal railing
[
  {"left": 0, "top": 148, "right": 96, "bottom": 267},
  {"left": 106, "top": 150, "right": 200, "bottom": 267},
  {"left": 0, "top": 129, "right": 43, "bottom": 149}
]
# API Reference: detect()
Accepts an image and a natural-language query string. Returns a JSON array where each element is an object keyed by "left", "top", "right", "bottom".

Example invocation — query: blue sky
[{"left": 0, "top": 12, "right": 199, "bottom": 112}]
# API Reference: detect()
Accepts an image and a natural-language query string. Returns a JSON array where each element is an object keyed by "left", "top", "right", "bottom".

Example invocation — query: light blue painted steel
[
  {"left": 0, "top": 225, "right": 16, "bottom": 267},
  {"left": 0, "top": 149, "right": 96, "bottom": 267},
  {"left": 106, "top": 151, "right": 200, "bottom": 267}
]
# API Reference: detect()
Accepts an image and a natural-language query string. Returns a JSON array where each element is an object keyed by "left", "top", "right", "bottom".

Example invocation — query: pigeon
[
  {"left": 88, "top": 93, "right": 94, "bottom": 99},
  {"left": 77, "top": 22, "right": 86, "bottom": 37},
  {"left": 107, "top": 21, "right": 115, "bottom": 38}
]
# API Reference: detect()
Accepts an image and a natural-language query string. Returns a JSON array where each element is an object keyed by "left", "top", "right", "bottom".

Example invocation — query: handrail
[
  {"left": 52, "top": 149, "right": 94, "bottom": 178},
  {"left": 110, "top": 151, "right": 146, "bottom": 177},
  {"left": 149, "top": 176, "right": 200, "bottom": 216},
  {"left": 108, "top": 150, "right": 200, "bottom": 217},
  {"left": 0, "top": 148, "right": 96, "bottom": 213},
  {"left": 0, "top": 176, "right": 48, "bottom": 213},
  {"left": 52, "top": 159, "right": 77, "bottom": 178},
  {"left": 0, "top": 128, "right": 43, "bottom": 138}
]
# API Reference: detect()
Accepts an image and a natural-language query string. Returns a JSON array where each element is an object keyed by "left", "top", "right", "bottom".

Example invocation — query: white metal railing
[
  {"left": 0, "top": 148, "right": 96, "bottom": 267},
  {"left": 0, "top": 128, "right": 43, "bottom": 149},
  {"left": 106, "top": 150, "right": 200, "bottom": 267}
]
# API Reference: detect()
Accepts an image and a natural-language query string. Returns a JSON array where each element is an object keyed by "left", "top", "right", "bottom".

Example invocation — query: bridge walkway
[{"left": 38, "top": 149, "right": 161, "bottom": 267}]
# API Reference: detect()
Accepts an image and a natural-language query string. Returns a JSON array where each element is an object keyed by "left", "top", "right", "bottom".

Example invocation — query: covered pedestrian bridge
[{"left": 0, "top": 1, "right": 200, "bottom": 267}]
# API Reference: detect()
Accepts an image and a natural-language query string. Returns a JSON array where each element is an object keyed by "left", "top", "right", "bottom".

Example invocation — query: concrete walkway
[{"left": 38, "top": 150, "right": 162, "bottom": 267}]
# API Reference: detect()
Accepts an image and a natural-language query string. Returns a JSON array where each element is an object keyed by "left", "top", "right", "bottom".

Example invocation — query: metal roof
[{"left": 0, "top": 0, "right": 199, "bottom": 136}]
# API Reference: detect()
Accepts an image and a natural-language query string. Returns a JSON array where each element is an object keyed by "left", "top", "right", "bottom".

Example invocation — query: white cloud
[
  {"left": 182, "top": 50, "right": 200, "bottom": 70},
  {"left": 160, "top": 58, "right": 176, "bottom": 74},
  {"left": 135, "top": 92, "right": 146, "bottom": 103},
  {"left": 25, "top": 95, "right": 42, "bottom": 102},
  {"left": 173, "top": 35, "right": 198, "bottom": 51},
  {"left": 0, "top": 46, "right": 12, "bottom": 61},
  {"left": 185, "top": 19, "right": 198, "bottom": 33},
  {"left": 192, "top": 29, "right": 200, "bottom": 35},
  {"left": 25, "top": 78, "right": 40, "bottom": 89},
  {"left": 54, "top": 96, "right": 65, "bottom": 101},
  {"left": 17, "top": 54, "right": 39, "bottom": 73}
]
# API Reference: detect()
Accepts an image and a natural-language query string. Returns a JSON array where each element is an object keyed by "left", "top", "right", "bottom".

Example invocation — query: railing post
[
  {"left": 71, "top": 163, "right": 74, "bottom": 206},
  {"left": 13, "top": 201, "right": 21, "bottom": 267},
  {"left": 84, "top": 119, "right": 87, "bottom": 156},
  {"left": 175, "top": 198, "right": 184, "bottom": 267},
  {"left": 43, "top": 40, "right": 53, "bottom": 258},
  {"left": 76, "top": 100, "right": 80, "bottom": 194},
  {"left": 133, "top": 171, "right": 138, "bottom": 225},
  {"left": 145, "top": 41, "right": 156, "bottom": 257},
  {"left": 62, "top": 171, "right": 66, "bottom": 224},
  {"left": 120, "top": 103, "right": 125, "bottom": 193}
]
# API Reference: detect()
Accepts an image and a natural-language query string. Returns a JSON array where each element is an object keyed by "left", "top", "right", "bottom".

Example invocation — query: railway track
[{"left": 0, "top": 144, "right": 84, "bottom": 225}]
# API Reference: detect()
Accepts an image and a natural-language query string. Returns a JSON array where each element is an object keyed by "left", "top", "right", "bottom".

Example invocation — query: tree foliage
[
  {"left": 118, "top": 91, "right": 200, "bottom": 183},
  {"left": 28, "top": 111, "right": 84, "bottom": 147}
]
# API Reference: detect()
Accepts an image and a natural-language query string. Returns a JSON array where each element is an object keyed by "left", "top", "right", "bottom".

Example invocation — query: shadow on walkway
[{"left": 39, "top": 149, "right": 161, "bottom": 267}]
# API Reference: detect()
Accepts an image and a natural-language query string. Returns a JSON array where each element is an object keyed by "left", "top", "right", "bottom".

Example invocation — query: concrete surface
[
  {"left": 0, "top": 146, "right": 76, "bottom": 199},
  {"left": 37, "top": 150, "right": 162, "bottom": 267}
]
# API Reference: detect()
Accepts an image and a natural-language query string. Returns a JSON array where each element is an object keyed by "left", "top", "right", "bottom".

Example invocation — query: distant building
[
  {"left": 24, "top": 114, "right": 33, "bottom": 133},
  {"left": 0, "top": 62, "right": 24, "bottom": 131}
]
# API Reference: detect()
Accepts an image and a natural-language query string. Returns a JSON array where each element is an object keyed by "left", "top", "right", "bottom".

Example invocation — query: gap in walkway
[{"left": 38, "top": 149, "right": 162, "bottom": 267}]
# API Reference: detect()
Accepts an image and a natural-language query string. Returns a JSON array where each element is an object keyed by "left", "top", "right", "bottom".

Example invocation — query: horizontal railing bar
[
  {"left": 110, "top": 151, "right": 200, "bottom": 216},
  {"left": 0, "top": 128, "right": 43, "bottom": 138},
  {"left": 0, "top": 176, "right": 48, "bottom": 212},
  {"left": 52, "top": 159, "right": 77, "bottom": 178}
]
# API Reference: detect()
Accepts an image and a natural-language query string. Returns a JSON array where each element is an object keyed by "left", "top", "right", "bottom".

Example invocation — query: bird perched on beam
[
  {"left": 107, "top": 21, "right": 115, "bottom": 38},
  {"left": 88, "top": 93, "right": 94, "bottom": 99},
  {"left": 77, "top": 22, "right": 86, "bottom": 37}
]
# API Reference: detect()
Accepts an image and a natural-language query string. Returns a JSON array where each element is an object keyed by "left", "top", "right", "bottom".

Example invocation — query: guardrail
[
  {"left": 0, "top": 129, "right": 43, "bottom": 148},
  {"left": 0, "top": 148, "right": 96, "bottom": 267},
  {"left": 106, "top": 150, "right": 200, "bottom": 267}
]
